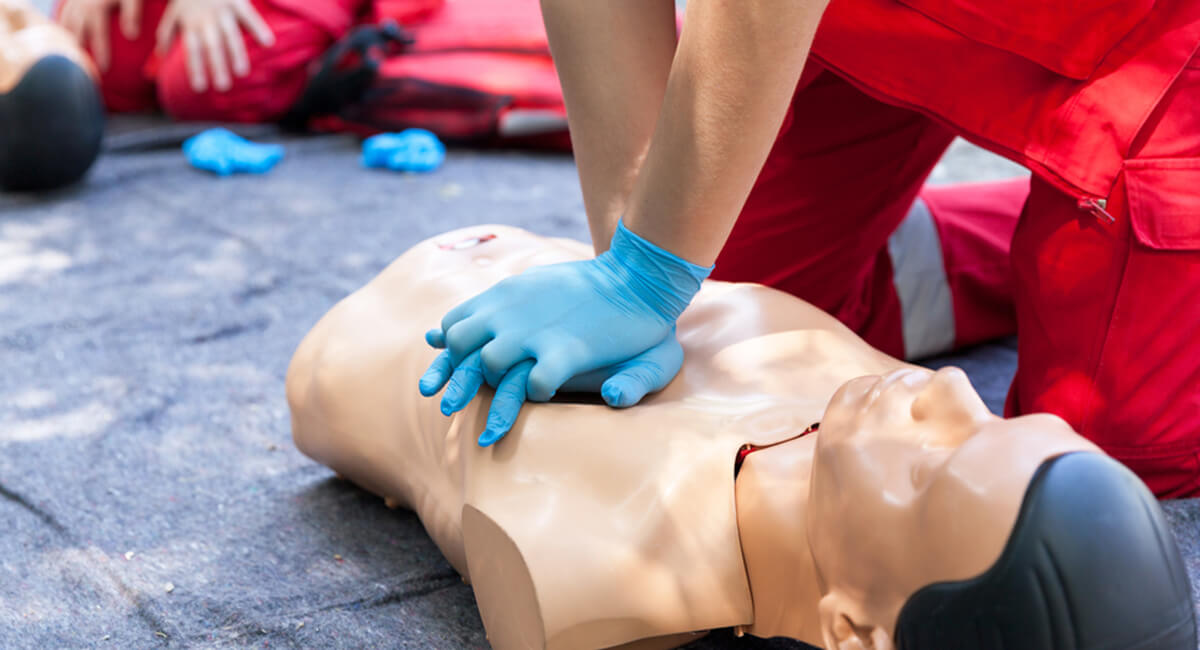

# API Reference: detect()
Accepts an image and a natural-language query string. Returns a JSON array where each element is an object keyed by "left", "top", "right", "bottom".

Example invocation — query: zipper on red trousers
[{"left": 1077, "top": 197, "right": 1116, "bottom": 224}]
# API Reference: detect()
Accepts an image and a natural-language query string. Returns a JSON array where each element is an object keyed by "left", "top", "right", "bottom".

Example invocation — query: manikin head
[
  {"left": 0, "top": 0, "right": 103, "bottom": 192},
  {"left": 808, "top": 367, "right": 1194, "bottom": 650}
]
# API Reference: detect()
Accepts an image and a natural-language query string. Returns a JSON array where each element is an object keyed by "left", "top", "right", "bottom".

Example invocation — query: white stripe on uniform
[{"left": 888, "top": 198, "right": 956, "bottom": 360}]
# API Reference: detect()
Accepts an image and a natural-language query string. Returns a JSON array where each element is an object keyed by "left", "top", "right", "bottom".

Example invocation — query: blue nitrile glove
[
  {"left": 422, "top": 327, "right": 685, "bottom": 446},
  {"left": 418, "top": 221, "right": 712, "bottom": 446},
  {"left": 182, "top": 128, "right": 284, "bottom": 176},
  {"left": 362, "top": 129, "right": 445, "bottom": 173}
]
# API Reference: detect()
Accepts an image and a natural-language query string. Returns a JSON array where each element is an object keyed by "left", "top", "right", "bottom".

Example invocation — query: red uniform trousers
[
  {"left": 56, "top": 0, "right": 441, "bottom": 122},
  {"left": 712, "top": 0, "right": 1200, "bottom": 497}
]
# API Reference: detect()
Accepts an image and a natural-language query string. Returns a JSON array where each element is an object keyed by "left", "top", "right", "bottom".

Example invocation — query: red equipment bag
[{"left": 283, "top": 0, "right": 570, "bottom": 149}]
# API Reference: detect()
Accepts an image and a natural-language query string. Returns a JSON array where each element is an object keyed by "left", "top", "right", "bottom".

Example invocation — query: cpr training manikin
[
  {"left": 286, "top": 226, "right": 1196, "bottom": 650},
  {"left": 0, "top": 0, "right": 103, "bottom": 191}
]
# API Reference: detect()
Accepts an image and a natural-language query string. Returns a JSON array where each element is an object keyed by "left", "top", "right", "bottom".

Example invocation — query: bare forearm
[
  {"left": 625, "top": 0, "right": 828, "bottom": 266},
  {"left": 540, "top": 0, "right": 677, "bottom": 253}
]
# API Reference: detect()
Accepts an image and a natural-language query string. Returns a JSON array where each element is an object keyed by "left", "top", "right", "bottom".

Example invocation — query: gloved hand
[
  {"left": 183, "top": 128, "right": 284, "bottom": 176},
  {"left": 362, "top": 129, "right": 445, "bottom": 173},
  {"left": 419, "top": 221, "right": 712, "bottom": 446},
  {"left": 423, "top": 328, "right": 685, "bottom": 446}
]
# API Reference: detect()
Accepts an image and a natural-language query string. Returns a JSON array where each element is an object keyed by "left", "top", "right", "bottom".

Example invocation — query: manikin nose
[{"left": 911, "top": 367, "right": 991, "bottom": 425}]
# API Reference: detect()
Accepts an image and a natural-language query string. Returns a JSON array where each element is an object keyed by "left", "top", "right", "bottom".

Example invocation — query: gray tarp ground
[{"left": 1, "top": 118, "right": 1197, "bottom": 649}]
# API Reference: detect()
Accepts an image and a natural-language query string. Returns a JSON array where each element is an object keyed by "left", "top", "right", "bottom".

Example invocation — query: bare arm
[
  {"left": 626, "top": 0, "right": 827, "bottom": 265},
  {"left": 424, "top": 1, "right": 833, "bottom": 434},
  {"left": 540, "top": 0, "right": 677, "bottom": 253},
  {"left": 547, "top": 0, "right": 827, "bottom": 264}
]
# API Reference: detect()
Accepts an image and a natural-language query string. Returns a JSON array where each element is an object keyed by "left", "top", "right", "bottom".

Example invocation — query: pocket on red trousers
[{"left": 1091, "top": 158, "right": 1200, "bottom": 498}]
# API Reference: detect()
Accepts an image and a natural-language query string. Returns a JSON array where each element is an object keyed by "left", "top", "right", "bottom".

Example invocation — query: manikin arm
[{"left": 545, "top": 0, "right": 828, "bottom": 263}]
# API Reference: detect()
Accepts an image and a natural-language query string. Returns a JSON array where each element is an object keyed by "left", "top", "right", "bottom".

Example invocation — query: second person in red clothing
[{"left": 54, "top": 0, "right": 438, "bottom": 122}]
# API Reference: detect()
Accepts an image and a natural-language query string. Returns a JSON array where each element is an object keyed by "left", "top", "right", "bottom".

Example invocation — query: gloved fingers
[
  {"left": 481, "top": 337, "right": 531, "bottom": 388},
  {"left": 479, "top": 336, "right": 529, "bottom": 381},
  {"left": 119, "top": 0, "right": 141, "bottom": 40},
  {"left": 443, "top": 316, "right": 492, "bottom": 365},
  {"left": 526, "top": 344, "right": 588, "bottom": 402},
  {"left": 439, "top": 296, "right": 482, "bottom": 337},
  {"left": 418, "top": 349, "right": 454, "bottom": 397},
  {"left": 424, "top": 329, "right": 446, "bottom": 349},
  {"left": 600, "top": 336, "right": 683, "bottom": 408},
  {"left": 218, "top": 9, "right": 249, "bottom": 78},
  {"left": 440, "top": 350, "right": 485, "bottom": 416},
  {"left": 232, "top": 0, "right": 275, "bottom": 48},
  {"left": 183, "top": 28, "right": 207, "bottom": 92},
  {"left": 478, "top": 359, "right": 534, "bottom": 447},
  {"left": 85, "top": 10, "right": 110, "bottom": 71},
  {"left": 201, "top": 19, "right": 231, "bottom": 92}
]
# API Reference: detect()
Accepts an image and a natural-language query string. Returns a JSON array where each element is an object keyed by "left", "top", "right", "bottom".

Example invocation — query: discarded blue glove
[
  {"left": 362, "top": 129, "right": 445, "bottom": 173},
  {"left": 419, "top": 221, "right": 712, "bottom": 446},
  {"left": 183, "top": 128, "right": 284, "bottom": 177}
]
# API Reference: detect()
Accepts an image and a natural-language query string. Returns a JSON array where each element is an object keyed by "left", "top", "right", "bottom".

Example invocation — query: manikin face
[
  {"left": 0, "top": 0, "right": 93, "bottom": 91},
  {"left": 808, "top": 367, "right": 1092, "bottom": 649}
]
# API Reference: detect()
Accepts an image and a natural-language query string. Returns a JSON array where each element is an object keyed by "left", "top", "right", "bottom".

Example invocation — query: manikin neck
[{"left": 734, "top": 433, "right": 826, "bottom": 646}]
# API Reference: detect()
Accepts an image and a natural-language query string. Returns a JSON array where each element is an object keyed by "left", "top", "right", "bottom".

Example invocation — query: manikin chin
[{"left": 287, "top": 226, "right": 1195, "bottom": 650}]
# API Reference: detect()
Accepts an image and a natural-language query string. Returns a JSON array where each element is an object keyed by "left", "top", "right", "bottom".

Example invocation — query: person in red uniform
[
  {"left": 53, "top": 0, "right": 439, "bottom": 122},
  {"left": 712, "top": 0, "right": 1200, "bottom": 498},
  {"left": 420, "top": 0, "right": 1200, "bottom": 498}
]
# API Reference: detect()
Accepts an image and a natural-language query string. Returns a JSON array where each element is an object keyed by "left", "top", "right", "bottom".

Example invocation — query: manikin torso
[
  {"left": 287, "top": 226, "right": 1097, "bottom": 650},
  {"left": 0, "top": 0, "right": 94, "bottom": 93}
]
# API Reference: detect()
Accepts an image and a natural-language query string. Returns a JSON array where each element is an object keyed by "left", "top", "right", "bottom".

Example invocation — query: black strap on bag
[{"left": 280, "top": 20, "right": 413, "bottom": 131}]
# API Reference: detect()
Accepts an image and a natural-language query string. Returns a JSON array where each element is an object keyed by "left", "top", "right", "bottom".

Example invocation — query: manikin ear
[{"left": 818, "top": 593, "right": 895, "bottom": 650}]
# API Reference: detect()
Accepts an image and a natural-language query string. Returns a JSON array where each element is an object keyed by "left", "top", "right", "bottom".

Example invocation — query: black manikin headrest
[
  {"left": 0, "top": 55, "right": 104, "bottom": 192},
  {"left": 895, "top": 451, "right": 1196, "bottom": 650}
]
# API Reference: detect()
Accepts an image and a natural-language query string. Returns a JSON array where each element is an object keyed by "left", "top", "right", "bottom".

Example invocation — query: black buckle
[{"left": 280, "top": 20, "right": 414, "bottom": 131}]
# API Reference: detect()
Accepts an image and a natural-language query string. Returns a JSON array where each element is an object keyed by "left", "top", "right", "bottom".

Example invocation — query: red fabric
[
  {"left": 813, "top": 0, "right": 1200, "bottom": 199},
  {"left": 920, "top": 178, "right": 1025, "bottom": 349},
  {"left": 384, "top": 0, "right": 548, "bottom": 53},
  {"left": 58, "top": 0, "right": 368, "bottom": 122},
  {"left": 366, "top": 0, "right": 445, "bottom": 26},
  {"left": 319, "top": 51, "right": 565, "bottom": 139},
  {"left": 1007, "top": 55, "right": 1200, "bottom": 498},
  {"left": 54, "top": 0, "right": 166, "bottom": 112},
  {"left": 157, "top": 0, "right": 366, "bottom": 122},
  {"left": 896, "top": 0, "right": 1156, "bottom": 79},
  {"left": 270, "top": 0, "right": 371, "bottom": 38},
  {"left": 720, "top": 19, "right": 1200, "bottom": 495},
  {"left": 711, "top": 66, "right": 956, "bottom": 360},
  {"left": 310, "top": 0, "right": 569, "bottom": 149}
]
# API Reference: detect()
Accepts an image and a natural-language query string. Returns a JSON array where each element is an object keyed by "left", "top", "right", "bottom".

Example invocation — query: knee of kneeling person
[{"left": 154, "top": 45, "right": 307, "bottom": 122}]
